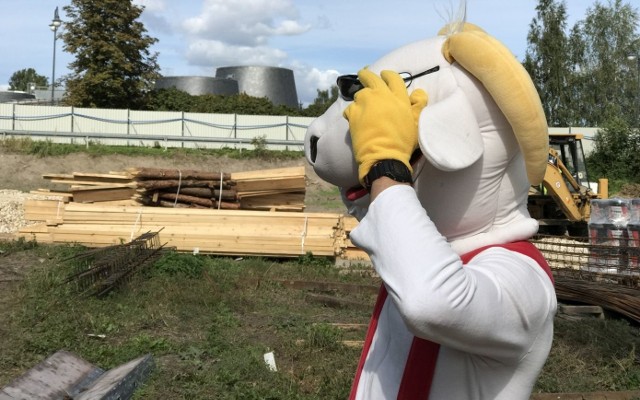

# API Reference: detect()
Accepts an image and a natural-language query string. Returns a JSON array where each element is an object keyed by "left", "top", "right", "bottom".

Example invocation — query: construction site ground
[{"left": 3, "top": 151, "right": 640, "bottom": 398}]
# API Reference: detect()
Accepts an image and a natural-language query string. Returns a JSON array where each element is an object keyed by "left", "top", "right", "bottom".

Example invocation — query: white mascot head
[{"left": 304, "top": 11, "right": 549, "bottom": 254}]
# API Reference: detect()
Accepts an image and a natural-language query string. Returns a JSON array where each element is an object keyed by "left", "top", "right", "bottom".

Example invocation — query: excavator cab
[
  {"left": 528, "top": 133, "right": 608, "bottom": 236},
  {"left": 550, "top": 134, "right": 590, "bottom": 188}
]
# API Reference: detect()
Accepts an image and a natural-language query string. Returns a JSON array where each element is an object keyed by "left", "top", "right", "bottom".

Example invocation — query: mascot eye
[{"left": 337, "top": 65, "right": 440, "bottom": 101}]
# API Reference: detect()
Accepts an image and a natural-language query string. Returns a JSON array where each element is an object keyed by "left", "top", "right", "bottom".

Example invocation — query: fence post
[
  {"left": 181, "top": 111, "right": 185, "bottom": 148},
  {"left": 127, "top": 108, "right": 131, "bottom": 146},
  {"left": 11, "top": 103, "right": 15, "bottom": 131},
  {"left": 234, "top": 114, "right": 237, "bottom": 140},
  {"left": 70, "top": 106, "right": 75, "bottom": 145},
  {"left": 285, "top": 115, "right": 289, "bottom": 151}
]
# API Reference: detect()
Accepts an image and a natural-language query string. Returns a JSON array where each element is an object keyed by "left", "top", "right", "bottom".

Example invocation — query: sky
[{"left": 0, "top": 0, "right": 600, "bottom": 105}]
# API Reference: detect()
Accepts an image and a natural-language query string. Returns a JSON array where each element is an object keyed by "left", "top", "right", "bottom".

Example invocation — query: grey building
[
  {"left": 154, "top": 76, "right": 238, "bottom": 96},
  {"left": 215, "top": 66, "right": 299, "bottom": 108}
]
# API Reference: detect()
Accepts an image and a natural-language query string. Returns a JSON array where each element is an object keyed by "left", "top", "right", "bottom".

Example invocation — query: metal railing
[{"left": 0, "top": 103, "right": 314, "bottom": 150}]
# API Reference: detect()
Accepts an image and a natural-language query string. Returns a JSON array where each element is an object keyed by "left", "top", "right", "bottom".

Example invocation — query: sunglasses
[{"left": 336, "top": 65, "right": 440, "bottom": 101}]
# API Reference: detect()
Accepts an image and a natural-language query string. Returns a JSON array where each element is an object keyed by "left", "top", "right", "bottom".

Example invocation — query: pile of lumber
[
  {"left": 33, "top": 166, "right": 306, "bottom": 212},
  {"left": 34, "top": 172, "right": 136, "bottom": 204},
  {"left": 19, "top": 201, "right": 351, "bottom": 258}
]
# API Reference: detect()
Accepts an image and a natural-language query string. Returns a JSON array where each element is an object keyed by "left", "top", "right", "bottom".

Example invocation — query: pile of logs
[
  {"left": 34, "top": 166, "right": 306, "bottom": 212},
  {"left": 131, "top": 168, "right": 239, "bottom": 210}
]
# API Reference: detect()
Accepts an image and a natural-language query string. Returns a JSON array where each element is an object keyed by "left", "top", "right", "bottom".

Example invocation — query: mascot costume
[{"left": 304, "top": 4, "right": 557, "bottom": 400}]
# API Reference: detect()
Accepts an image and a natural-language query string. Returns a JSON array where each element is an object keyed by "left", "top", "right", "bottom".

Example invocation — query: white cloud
[
  {"left": 181, "top": 0, "right": 310, "bottom": 46},
  {"left": 290, "top": 62, "right": 340, "bottom": 106},
  {"left": 186, "top": 40, "right": 288, "bottom": 68}
]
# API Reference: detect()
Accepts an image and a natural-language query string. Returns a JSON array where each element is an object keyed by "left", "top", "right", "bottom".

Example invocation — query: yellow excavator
[{"left": 527, "top": 133, "right": 609, "bottom": 236}]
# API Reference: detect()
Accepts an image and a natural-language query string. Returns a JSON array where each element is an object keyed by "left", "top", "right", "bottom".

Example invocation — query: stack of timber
[
  {"left": 231, "top": 166, "right": 306, "bottom": 212},
  {"left": 32, "top": 166, "right": 306, "bottom": 212},
  {"left": 19, "top": 201, "right": 348, "bottom": 257},
  {"left": 129, "top": 166, "right": 306, "bottom": 212},
  {"left": 34, "top": 172, "right": 137, "bottom": 204}
]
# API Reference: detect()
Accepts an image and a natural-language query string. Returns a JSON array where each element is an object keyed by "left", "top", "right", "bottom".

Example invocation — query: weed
[
  {"left": 305, "top": 323, "right": 343, "bottom": 350},
  {"left": 251, "top": 135, "right": 268, "bottom": 155},
  {"left": 296, "top": 251, "right": 333, "bottom": 268},
  {"left": 151, "top": 251, "right": 207, "bottom": 278},
  {"left": 0, "top": 237, "right": 38, "bottom": 255}
]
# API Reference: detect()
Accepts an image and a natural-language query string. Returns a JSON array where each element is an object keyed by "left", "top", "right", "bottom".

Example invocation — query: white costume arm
[{"left": 350, "top": 185, "right": 556, "bottom": 361}]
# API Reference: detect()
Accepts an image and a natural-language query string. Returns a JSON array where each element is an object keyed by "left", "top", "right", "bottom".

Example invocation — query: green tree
[
  {"left": 571, "top": 0, "right": 639, "bottom": 126},
  {"left": 61, "top": 0, "right": 160, "bottom": 109},
  {"left": 147, "top": 89, "right": 301, "bottom": 116},
  {"left": 588, "top": 117, "right": 640, "bottom": 187},
  {"left": 300, "top": 86, "right": 339, "bottom": 117},
  {"left": 146, "top": 88, "right": 197, "bottom": 112},
  {"left": 8, "top": 68, "right": 48, "bottom": 92},
  {"left": 524, "top": 0, "right": 574, "bottom": 126}
]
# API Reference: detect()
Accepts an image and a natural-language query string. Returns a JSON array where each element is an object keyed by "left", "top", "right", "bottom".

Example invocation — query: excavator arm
[
  {"left": 539, "top": 148, "right": 595, "bottom": 222},
  {"left": 541, "top": 156, "right": 583, "bottom": 222},
  {"left": 528, "top": 133, "right": 608, "bottom": 235}
]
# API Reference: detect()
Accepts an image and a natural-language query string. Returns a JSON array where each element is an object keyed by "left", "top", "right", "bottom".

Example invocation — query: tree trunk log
[
  {"left": 136, "top": 179, "right": 230, "bottom": 190},
  {"left": 130, "top": 167, "right": 231, "bottom": 181},
  {"left": 158, "top": 193, "right": 241, "bottom": 209},
  {"left": 159, "top": 193, "right": 214, "bottom": 208},
  {"left": 162, "top": 187, "right": 237, "bottom": 201}
]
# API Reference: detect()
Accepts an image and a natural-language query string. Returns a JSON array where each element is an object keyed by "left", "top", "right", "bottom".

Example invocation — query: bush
[{"left": 587, "top": 117, "right": 640, "bottom": 186}]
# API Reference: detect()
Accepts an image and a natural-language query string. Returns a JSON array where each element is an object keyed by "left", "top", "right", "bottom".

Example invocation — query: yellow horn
[{"left": 441, "top": 26, "right": 548, "bottom": 185}]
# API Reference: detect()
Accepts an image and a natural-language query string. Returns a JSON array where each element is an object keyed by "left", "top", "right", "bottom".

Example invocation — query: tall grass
[{"left": 0, "top": 137, "right": 304, "bottom": 160}]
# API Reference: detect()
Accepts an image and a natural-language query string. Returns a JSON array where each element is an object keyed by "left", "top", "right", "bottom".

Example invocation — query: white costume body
[
  {"left": 304, "top": 20, "right": 558, "bottom": 400},
  {"left": 349, "top": 186, "right": 556, "bottom": 399}
]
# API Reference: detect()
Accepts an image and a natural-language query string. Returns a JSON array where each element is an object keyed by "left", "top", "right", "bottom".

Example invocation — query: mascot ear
[
  {"left": 441, "top": 24, "right": 548, "bottom": 185},
  {"left": 419, "top": 89, "right": 484, "bottom": 171}
]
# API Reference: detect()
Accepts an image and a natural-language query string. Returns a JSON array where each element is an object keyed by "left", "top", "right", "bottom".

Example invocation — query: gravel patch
[{"left": 0, "top": 190, "right": 62, "bottom": 234}]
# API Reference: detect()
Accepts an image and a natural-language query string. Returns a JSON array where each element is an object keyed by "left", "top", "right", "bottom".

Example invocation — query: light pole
[
  {"left": 628, "top": 54, "right": 640, "bottom": 126},
  {"left": 49, "top": 7, "right": 62, "bottom": 104}
]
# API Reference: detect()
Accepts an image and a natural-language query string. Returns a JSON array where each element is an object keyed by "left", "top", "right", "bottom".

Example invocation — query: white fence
[
  {"left": 0, "top": 103, "right": 599, "bottom": 154},
  {"left": 0, "top": 103, "right": 315, "bottom": 151}
]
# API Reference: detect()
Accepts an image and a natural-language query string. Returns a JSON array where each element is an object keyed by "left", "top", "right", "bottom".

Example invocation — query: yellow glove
[{"left": 343, "top": 69, "right": 428, "bottom": 184}]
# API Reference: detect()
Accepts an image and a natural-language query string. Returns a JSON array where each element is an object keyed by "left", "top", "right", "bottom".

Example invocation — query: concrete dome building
[
  {"left": 215, "top": 66, "right": 299, "bottom": 108},
  {"left": 154, "top": 76, "right": 238, "bottom": 96}
]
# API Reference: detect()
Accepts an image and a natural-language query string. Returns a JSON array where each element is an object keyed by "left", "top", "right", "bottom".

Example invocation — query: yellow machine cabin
[{"left": 528, "top": 133, "right": 609, "bottom": 236}]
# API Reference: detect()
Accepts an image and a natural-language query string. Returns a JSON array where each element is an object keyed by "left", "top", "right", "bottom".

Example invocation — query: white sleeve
[{"left": 350, "top": 185, "right": 556, "bottom": 361}]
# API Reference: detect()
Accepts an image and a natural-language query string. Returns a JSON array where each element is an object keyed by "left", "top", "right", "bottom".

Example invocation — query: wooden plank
[
  {"left": 236, "top": 188, "right": 304, "bottom": 198},
  {"left": 0, "top": 350, "right": 104, "bottom": 400},
  {"left": 41, "top": 233, "right": 337, "bottom": 256},
  {"left": 29, "top": 189, "right": 72, "bottom": 199},
  {"left": 62, "top": 202, "right": 342, "bottom": 219},
  {"left": 230, "top": 166, "right": 305, "bottom": 180},
  {"left": 233, "top": 177, "right": 305, "bottom": 193},
  {"left": 48, "top": 178, "right": 135, "bottom": 187},
  {"left": 45, "top": 222, "right": 339, "bottom": 242},
  {"left": 72, "top": 172, "right": 132, "bottom": 180},
  {"left": 41, "top": 173, "right": 74, "bottom": 180},
  {"left": 71, "top": 187, "right": 136, "bottom": 203}
]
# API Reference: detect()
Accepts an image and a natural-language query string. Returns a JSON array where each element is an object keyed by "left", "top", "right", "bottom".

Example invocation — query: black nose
[{"left": 309, "top": 135, "right": 319, "bottom": 163}]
